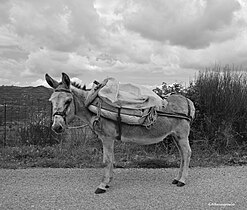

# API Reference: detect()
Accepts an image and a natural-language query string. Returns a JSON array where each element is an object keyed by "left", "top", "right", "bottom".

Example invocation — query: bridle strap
[
  {"left": 53, "top": 101, "right": 71, "bottom": 123},
  {"left": 55, "top": 88, "right": 72, "bottom": 93}
]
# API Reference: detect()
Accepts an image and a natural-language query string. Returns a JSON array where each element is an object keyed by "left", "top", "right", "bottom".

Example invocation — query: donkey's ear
[
  {"left": 45, "top": 73, "right": 59, "bottom": 89},
  {"left": 62, "top": 72, "right": 70, "bottom": 89}
]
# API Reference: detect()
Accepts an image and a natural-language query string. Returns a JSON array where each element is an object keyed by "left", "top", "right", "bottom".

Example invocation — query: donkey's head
[{"left": 45, "top": 73, "right": 75, "bottom": 133}]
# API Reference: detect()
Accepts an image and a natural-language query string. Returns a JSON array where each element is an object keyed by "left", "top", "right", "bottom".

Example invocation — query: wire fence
[{"left": 0, "top": 100, "right": 91, "bottom": 147}]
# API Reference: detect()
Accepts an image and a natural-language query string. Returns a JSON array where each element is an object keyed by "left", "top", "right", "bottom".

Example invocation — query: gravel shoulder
[{"left": 0, "top": 166, "right": 246, "bottom": 210}]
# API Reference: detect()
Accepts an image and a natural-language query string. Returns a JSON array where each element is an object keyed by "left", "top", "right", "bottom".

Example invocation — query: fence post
[
  {"left": 49, "top": 104, "right": 53, "bottom": 142},
  {"left": 4, "top": 102, "right": 7, "bottom": 147}
]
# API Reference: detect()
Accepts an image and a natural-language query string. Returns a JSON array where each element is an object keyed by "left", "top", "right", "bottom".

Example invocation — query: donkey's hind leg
[
  {"left": 95, "top": 137, "right": 115, "bottom": 194},
  {"left": 172, "top": 137, "right": 184, "bottom": 185},
  {"left": 172, "top": 130, "right": 191, "bottom": 187}
]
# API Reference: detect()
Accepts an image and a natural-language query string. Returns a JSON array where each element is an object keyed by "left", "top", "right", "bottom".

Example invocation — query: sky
[{"left": 0, "top": 0, "right": 247, "bottom": 87}]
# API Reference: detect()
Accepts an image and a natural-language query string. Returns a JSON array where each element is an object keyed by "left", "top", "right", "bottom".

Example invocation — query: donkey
[{"left": 45, "top": 73, "right": 195, "bottom": 194}]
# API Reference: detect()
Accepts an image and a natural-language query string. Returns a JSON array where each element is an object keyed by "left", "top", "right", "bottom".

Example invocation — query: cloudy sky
[{"left": 0, "top": 0, "right": 247, "bottom": 87}]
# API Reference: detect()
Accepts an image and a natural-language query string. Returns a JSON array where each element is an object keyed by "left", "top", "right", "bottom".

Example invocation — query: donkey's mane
[{"left": 71, "top": 81, "right": 86, "bottom": 90}]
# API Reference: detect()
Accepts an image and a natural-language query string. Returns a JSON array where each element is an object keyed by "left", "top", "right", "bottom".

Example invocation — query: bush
[
  {"left": 188, "top": 65, "right": 247, "bottom": 151},
  {"left": 153, "top": 65, "right": 247, "bottom": 152},
  {"left": 18, "top": 123, "right": 61, "bottom": 146},
  {"left": 153, "top": 82, "right": 187, "bottom": 98}
]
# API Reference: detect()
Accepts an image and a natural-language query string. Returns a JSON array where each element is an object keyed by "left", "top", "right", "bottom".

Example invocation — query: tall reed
[{"left": 191, "top": 65, "right": 247, "bottom": 151}]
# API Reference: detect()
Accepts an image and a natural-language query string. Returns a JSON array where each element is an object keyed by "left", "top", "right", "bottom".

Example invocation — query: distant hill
[
  {"left": 0, "top": 86, "right": 53, "bottom": 123},
  {"left": 0, "top": 85, "right": 53, "bottom": 106}
]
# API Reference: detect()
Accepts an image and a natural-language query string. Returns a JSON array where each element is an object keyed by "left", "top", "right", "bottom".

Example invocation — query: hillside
[
  {"left": 0, "top": 86, "right": 53, "bottom": 123},
  {"left": 0, "top": 85, "right": 53, "bottom": 106}
]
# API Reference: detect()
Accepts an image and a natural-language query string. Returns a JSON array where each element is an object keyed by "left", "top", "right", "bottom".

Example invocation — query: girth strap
[{"left": 92, "top": 97, "right": 123, "bottom": 140}]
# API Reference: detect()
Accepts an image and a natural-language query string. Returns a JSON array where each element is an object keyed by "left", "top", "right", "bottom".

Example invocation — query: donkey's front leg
[{"left": 95, "top": 137, "right": 115, "bottom": 194}]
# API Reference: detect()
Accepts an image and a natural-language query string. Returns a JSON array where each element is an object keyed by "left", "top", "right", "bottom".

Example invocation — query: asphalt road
[{"left": 0, "top": 166, "right": 246, "bottom": 210}]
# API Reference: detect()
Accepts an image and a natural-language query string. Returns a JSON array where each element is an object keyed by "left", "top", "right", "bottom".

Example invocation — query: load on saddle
[{"left": 85, "top": 78, "right": 168, "bottom": 129}]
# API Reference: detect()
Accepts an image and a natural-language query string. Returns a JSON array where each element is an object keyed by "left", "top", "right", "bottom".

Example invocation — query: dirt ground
[{"left": 0, "top": 166, "right": 246, "bottom": 210}]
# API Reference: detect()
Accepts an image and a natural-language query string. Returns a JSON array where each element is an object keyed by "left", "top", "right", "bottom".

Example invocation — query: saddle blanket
[
  {"left": 97, "top": 77, "right": 167, "bottom": 110},
  {"left": 86, "top": 77, "right": 167, "bottom": 126}
]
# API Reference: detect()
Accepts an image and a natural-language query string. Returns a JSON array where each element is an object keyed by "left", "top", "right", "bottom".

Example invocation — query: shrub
[
  {"left": 153, "top": 65, "right": 247, "bottom": 152},
  {"left": 188, "top": 65, "right": 247, "bottom": 151},
  {"left": 153, "top": 82, "right": 186, "bottom": 98},
  {"left": 18, "top": 123, "right": 61, "bottom": 146}
]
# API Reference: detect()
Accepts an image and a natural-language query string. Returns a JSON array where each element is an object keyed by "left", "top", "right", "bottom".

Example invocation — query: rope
[
  {"left": 68, "top": 124, "right": 89, "bottom": 129},
  {"left": 92, "top": 99, "right": 102, "bottom": 130},
  {"left": 140, "top": 107, "right": 158, "bottom": 128}
]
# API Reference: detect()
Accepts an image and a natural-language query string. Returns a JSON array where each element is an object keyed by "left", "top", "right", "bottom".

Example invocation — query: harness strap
[
  {"left": 186, "top": 98, "right": 191, "bottom": 118},
  {"left": 55, "top": 88, "right": 71, "bottom": 93},
  {"left": 92, "top": 97, "right": 122, "bottom": 140},
  {"left": 116, "top": 108, "right": 122, "bottom": 140},
  {"left": 92, "top": 99, "right": 102, "bottom": 130},
  {"left": 157, "top": 111, "right": 192, "bottom": 122}
]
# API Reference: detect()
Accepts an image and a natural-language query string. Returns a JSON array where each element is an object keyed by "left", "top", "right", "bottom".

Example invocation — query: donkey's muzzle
[
  {"left": 52, "top": 124, "right": 64, "bottom": 134},
  {"left": 52, "top": 115, "right": 65, "bottom": 133}
]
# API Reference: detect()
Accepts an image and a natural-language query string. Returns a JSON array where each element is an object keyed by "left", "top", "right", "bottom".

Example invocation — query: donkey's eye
[{"left": 65, "top": 99, "right": 72, "bottom": 105}]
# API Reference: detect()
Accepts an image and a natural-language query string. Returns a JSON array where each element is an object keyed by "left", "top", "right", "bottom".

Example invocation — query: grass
[{"left": 1, "top": 138, "right": 247, "bottom": 169}]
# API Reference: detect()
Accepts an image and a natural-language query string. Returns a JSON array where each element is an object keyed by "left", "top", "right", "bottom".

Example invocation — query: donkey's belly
[
  {"left": 120, "top": 124, "right": 172, "bottom": 145},
  {"left": 121, "top": 135, "right": 166, "bottom": 145}
]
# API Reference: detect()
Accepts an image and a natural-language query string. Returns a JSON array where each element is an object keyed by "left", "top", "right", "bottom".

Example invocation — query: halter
[{"left": 52, "top": 88, "right": 75, "bottom": 124}]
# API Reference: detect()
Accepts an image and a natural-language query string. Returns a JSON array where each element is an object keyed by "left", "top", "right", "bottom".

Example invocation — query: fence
[{"left": 0, "top": 100, "right": 90, "bottom": 147}]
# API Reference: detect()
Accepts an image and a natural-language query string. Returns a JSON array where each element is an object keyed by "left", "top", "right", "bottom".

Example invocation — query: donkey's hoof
[
  {"left": 105, "top": 185, "right": 110, "bottom": 188},
  {"left": 172, "top": 179, "right": 179, "bottom": 184},
  {"left": 177, "top": 181, "right": 185, "bottom": 187},
  {"left": 95, "top": 188, "right": 106, "bottom": 194}
]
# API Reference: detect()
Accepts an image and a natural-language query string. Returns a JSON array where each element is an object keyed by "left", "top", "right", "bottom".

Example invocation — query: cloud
[
  {"left": 30, "top": 78, "right": 48, "bottom": 87},
  {"left": 123, "top": 0, "right": 243, "bottom": 49},
  {"left": 25, "top": 48, "right": 104, "bottom": 79},
  {"left": 9, "top": 0, "right": 102, "bottom": 51},
  {"left": 0, "top": 0, "right": 11, "bottom": 25},
  {"left": 188, "top": 30, "right": 247, "bottom": 68},
  {"left": 0, "top": 57, "right": 26, "bottom": 81},
  {"left": 0, "top": 25, "right": 18, "bottom": 46},
  {"left": 0, "top": 0, "right": 247, "bottom": 87},
  {"left": 25, "top": 48, "right": 73, "bottom": 77}
]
